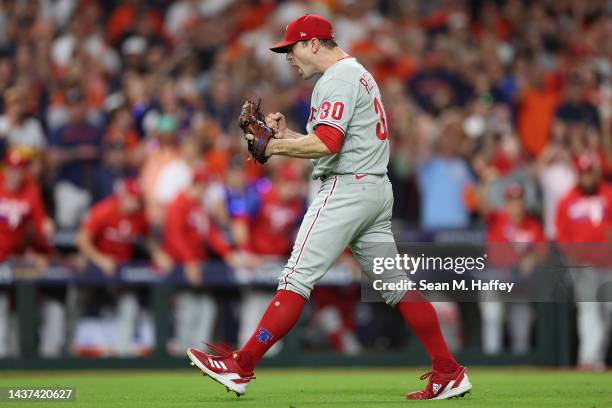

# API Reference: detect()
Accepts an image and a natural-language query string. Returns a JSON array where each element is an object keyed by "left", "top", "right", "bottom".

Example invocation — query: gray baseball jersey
[
  {"left": 307, "top": 57, "right": 390, "bottom": 179},
  {"left": 278, "top": 57, "right": 407, "bottom": 306}
]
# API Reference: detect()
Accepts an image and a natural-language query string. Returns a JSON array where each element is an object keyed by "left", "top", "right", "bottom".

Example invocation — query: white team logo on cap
[{"left": 300, "top": 32, "right": 307, "bottom": 37}]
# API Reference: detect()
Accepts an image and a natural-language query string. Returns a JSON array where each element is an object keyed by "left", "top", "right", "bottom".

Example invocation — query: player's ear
[{"left": 310, "top": 38, "right": 320, "bottom": 53}]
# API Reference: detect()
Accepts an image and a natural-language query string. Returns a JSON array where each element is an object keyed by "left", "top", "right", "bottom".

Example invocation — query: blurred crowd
[{"left": 0, "top": 0, "right": 611, "bottom": 367}]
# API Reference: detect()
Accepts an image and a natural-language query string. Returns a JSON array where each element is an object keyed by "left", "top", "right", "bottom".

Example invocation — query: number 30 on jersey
[
  {"left": 319, "top": 101, "right": 344, "bottom": 120},
  {"left": 373, "top": 97, "right": 388, "bottom": 140},
  {"left": 314, "top": 97, "right": 388, "bottom": 141}
]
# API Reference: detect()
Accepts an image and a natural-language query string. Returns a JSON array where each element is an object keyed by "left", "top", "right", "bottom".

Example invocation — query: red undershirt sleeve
[{"left": 314, "top": 124, "right": 345, "bottom": 154}]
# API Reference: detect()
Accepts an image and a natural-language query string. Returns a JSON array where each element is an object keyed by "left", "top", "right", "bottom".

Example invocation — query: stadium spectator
[
  {"left": 415, "top": 112, "right": 474, "bottom": 231},
  {"left": 92, "top": 139, "right": 133, "bottom": 203},
  {"left": 140, "top": 114, "right": 180, "bottom": 230},
  {"left": 408, "top": 53, "right": 473, "bottom": 115},
  {"left": 103, "top": 106, "right": 141, "bottom": 159},
  {"left": 48, "top": 88, "right": 104, "bottom": 229},
  {"left": 154, "top": 135, "right": 201, "bottom": 214},
  {"left": 0, "top": 87, "right": 46, "bottom": 153},
  {"left": 553, "top": 73, "right": 600, "bottom": 138},
  {"left": 536, "top": 143, "right": 576, "bottom": 240},
  {"left": 106, "top": 0, "right": 164, "bottom": 46},
  {"left": 516, "top": 61, "right": 560, "bottom": 157},
  {"left": 555, "top": 154, "right": 612, "bottom": 370},
  {"left": 203, "top": 74, "right": 236, "bottom": 132}
]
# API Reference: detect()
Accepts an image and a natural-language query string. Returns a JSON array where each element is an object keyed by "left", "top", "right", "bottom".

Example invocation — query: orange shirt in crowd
[
  {"left": 517, "top": 84, "right": 559, "bottom": 157},
  {"left": 140, "top": 146, "right": 178, "bottom": 225},
  {"left": 106, "top": 4, "right": 164, "bottom": 44}
]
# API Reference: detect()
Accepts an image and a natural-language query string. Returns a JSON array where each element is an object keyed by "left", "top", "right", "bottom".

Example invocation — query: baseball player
[
  {"left": 555, "top": 154, "right": 612, "bottom": 370},
  {"left": 187, "top": 14, "right": 471, "bottom": 400},
  {"left": 76, "top": 178, "right": 172, "bottom": 355},
  {"left": 480, "top": 182, "right": 546, "bottom": 355},
  {"left": 0, "top": 149, "right": 53, "bottom": 357}
]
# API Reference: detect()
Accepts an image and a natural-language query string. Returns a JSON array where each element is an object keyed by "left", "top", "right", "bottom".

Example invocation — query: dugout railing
[{"left": 0, "top": 266, "right": 574, "bottom": 370}]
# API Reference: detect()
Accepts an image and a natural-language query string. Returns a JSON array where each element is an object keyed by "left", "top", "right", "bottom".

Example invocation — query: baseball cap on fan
[
  {"left": 4, "top": 149, "right": 29, "bottom": 168},
  {"left": 270, "top": 14, "right": 334, "bottom": 53},
  {"left": 115, "top": 178, "right": 142, "bottom": 197}
]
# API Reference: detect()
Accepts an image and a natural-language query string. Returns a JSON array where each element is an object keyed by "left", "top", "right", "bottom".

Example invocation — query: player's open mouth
[{"left": 291, "top": 64, "right": 302, "bottom": 75}]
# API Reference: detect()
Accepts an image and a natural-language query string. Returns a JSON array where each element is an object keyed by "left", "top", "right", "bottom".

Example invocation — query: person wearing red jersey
[
  {"left": 77, "top": 178, "right": 171, "bottom": 275},
  {"left": 164, "top": 165, "right": 245, "bottom": 352},
  {"left": 555, "top": 154, "right": 612, "bottom": 370},
  {"left": 479, "top": 182, "right": 546, "bottom": 355},
  {"left": 237, "top": 164, "right": 306, "bottom": 356},
  {"left": 0, "top": 150, "right": 52, "bottom": 263},
  {"left": 244, "top": 164, "right": 305, "bottom": 256},
  {"left": 0, "top": 150, "right": 54, "bottom": 357},
  {"left": 76, "top": 178, "right": 172, "bottom": 356}
]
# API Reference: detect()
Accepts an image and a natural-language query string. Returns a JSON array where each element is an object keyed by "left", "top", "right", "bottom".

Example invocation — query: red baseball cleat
[
  {"left": 187, "top": 342, "right": 255, "bottom": 397},
  {"left": 406, "top": 366, "right": 472, "bottom": 400}
]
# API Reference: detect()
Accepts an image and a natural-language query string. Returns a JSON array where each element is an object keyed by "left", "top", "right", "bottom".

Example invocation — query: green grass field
[{"left": 1, "top": 368, "right": 611, "bottom": 408}]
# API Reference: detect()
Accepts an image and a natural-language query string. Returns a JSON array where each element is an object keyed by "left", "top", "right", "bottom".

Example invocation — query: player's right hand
[{"left": 266, "top": 112, "right": 287, "bottom": 138}]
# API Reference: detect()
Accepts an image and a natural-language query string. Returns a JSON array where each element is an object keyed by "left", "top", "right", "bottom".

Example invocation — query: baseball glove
[{"left": 238, "top": 99, "right": 275, "bottom": 164}]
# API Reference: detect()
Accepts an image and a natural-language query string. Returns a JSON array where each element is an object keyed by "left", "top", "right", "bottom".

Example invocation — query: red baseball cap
[
  {"left": 4, "top": 150, "right": 29, "bottom": 168},
  {"left": 270, "top": 14, "right": 334, "bottom": 53},
  {"left": 116, "top": 178, "right": 142, "bottom": 197},
  {"left": 574, "top": 154, "right": 600, "bottom": 173}
]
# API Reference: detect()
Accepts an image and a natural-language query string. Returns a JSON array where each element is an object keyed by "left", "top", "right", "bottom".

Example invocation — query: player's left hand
[
  {"left": 244, "top": 133, "right": 274, "bottom": 159},
  {"left": 239, "top": 99, "right": 276, "bottom": 164}
]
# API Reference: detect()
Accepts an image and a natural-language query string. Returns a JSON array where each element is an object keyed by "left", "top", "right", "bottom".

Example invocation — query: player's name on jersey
[{"left": 372, "top": 278, "right": 515, "bottom": 293}]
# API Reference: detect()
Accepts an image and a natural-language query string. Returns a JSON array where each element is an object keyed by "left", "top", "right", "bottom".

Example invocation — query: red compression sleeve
[{"left": 314, "top": 124, "right": 344, "bottom": 154}]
